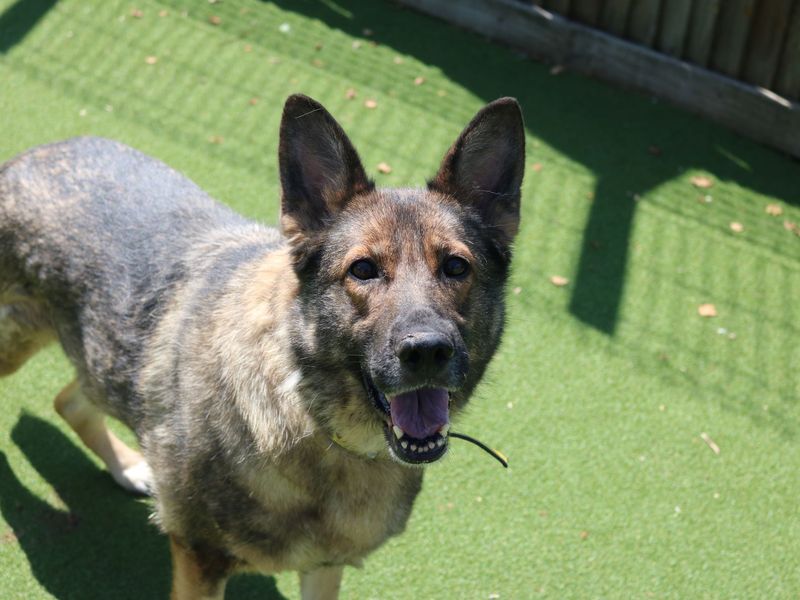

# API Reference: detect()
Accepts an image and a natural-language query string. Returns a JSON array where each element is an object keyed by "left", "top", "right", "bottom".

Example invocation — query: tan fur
[
  {"left": 54, "top": 380, "right": 151, "bottom": 494},
  {"left": 169, "top": 536, "right": 231, "bottom": 600},
  {"left": 0, "top": 291, "right": 53, "bottom": 375},
  {"left": 211, "top": 247, "right": 312, "bottom": 455},
  {"left": 0, "top": 324, "right": 52, "bottom": 376},
  {"left": 338, "top": 191, "right": 473, "bottom": 344},
  {"left": 144, "top": 245, "right": 420, "bottom": 577}
]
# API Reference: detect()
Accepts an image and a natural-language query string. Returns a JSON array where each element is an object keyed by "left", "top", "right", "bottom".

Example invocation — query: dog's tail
[
  {"left": 0, "top": 160, "right": 56, "bottom": 376},
  {"left": 0, "top": 289, "right": 53, "bottom": 377}
]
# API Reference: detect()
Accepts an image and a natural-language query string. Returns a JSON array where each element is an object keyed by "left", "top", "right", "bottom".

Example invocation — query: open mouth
[{"left": 364, "top": 374, "right": 450, "bottom": 465}]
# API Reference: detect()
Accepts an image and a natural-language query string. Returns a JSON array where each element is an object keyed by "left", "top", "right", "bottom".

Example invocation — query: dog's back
[{"left": 0, "top": 137, "right": 278, "bottom": 424}]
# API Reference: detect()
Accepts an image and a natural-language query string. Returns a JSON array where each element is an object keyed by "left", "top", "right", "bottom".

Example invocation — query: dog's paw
[{"left": 113, "top": 460, "right": 154, "bottom": 496}]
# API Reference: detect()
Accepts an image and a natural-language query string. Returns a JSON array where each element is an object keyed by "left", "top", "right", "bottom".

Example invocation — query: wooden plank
[
  {"left": 775, "top": 1, "right": 800, "bottom": 99},
  {"left": 741, "top": 0, "right": 794, "bottom": 88},
  {"left": 570, "top": 0, "right": 601, "bottom": 26},
  {"left": 600, "top": 0, "right": 633, "bottom": 37},
  {"left": 656, "top": 0, "right": 693, "bottom": 57},
  {"left": 627, "top": 0, "right": 662, "bottom": 47},
  {"left": 543, "top": 0, "right": 571, "bottom": 16},
  {"left": 395, "top": 0, "right": 800, "bottom": 157},
  {"left": 685, "top": 0, "right": 721, "bottom": 66},
  {"left": 710, "top": 0, "right": 756, "bottom": 77}
]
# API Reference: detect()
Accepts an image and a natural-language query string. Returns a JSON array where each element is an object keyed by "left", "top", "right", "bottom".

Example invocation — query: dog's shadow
[{"left": 0, "top": 414, "right": 286, "bottom": 599}]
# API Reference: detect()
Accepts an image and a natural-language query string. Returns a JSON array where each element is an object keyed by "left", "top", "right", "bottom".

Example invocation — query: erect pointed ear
[
  {"left": 279, "top": 94, "right": 373, "bottom": 242},
  {"left": 428, "top": 97, "right": 525, "bottom": 251}
]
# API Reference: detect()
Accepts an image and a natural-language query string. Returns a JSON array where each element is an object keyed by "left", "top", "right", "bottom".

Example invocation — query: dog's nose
[{"left": 396, "top": 332, "right": 454, "bottom": 375}]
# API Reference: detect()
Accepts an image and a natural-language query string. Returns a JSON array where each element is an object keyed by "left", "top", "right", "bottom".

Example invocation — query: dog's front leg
[
  {"left": 299, "top": 565, "right": 344, "bottom": 600},
  {"left": 169, "top": 535, "right": 233, "bottom": 600}
]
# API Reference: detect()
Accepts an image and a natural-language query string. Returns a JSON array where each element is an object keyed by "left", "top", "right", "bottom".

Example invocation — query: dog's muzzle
[{"left": 363, "top": 372, "right": 450, "bottom": 465}]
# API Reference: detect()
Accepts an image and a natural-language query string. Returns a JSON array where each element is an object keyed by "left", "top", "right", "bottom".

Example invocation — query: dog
[{"left": 0, "top": 94, "right": 525, "bottom": 599}]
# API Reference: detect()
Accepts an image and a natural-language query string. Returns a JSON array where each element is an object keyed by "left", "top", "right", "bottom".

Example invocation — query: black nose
[{"left": 396, "top": 332, "right": 455, "bottom": 375}]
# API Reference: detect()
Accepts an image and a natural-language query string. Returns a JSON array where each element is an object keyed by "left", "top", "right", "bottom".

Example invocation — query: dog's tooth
[
  {"left": 410, "top": 444, "right": 417, "bottom": 451},
  {"left": 401, "top": 441, "right": 408, "bottom": 449},
  {"left": 436, "top": 437, "right": 445, "bottom": 447},
  {"left": 427, "top": 441, "right": 436, "bottom": 450},
  {"left": 393, "top": 425, "right": 403, "bottom": 439},
  {"left": 439, "top": 424, "right": 450, "bottom": 437}
]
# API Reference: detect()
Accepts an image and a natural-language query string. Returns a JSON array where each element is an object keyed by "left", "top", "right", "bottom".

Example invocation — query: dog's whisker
[{"left": 294, "top": 107, "right": 324, "bottom": 119}]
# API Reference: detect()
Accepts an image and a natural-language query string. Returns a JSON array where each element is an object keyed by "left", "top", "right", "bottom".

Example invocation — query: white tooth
[
  {"left": 428, "top": 441, "right": 436, "bottom": 450},
  {"left": 436, "top": 438, "right": 445, "bottom": 447},
  {"left": 439, "top": 424, "right": 450, "bottom": 437},
  {"left": 410, "top": 444, "right": 417, "bottom": 451},
  {"left": 393, "top": 425, "right": 403, "bottom": 439},
  {"left": 401, "top": 441, "right": 408, "bottom": 449},
  {"left": 418, "top": 446, "right": 425, "bottom": 453}
]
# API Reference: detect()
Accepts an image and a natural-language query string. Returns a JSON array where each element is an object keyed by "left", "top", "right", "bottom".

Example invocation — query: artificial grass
[{"left": 0, "top": 0, "right": 798, "bottom": 598}]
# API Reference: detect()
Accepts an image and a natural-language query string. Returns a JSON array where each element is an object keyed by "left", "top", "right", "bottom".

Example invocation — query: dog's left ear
[
  {"left": 279, "top": 94, "right": 373, "bottom": 244},
  {"left": 429, "top": 98, "right": 525, "bottom": 254}
]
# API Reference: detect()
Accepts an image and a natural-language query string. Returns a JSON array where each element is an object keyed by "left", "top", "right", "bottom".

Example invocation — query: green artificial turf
[{"left": 1, "top": 0, "right": 798, "bottom": 598}]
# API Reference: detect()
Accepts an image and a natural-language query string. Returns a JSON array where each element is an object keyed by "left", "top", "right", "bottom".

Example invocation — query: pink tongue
[{"left": 389, "top": 388, "right": 450, "bottom": 440}]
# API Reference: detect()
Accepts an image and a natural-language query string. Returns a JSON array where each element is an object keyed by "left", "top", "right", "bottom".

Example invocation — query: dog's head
[{"left": 279, "top": 94, "right": 524, "bottom": 466}]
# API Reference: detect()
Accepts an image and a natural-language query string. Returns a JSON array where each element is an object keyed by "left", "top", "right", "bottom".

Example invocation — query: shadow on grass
[
  {"left": 0, "top": 414, "right": 286, "bottom": 599},
  {"left": 0, "top": 0, "right": 57, "bottom": 54}
]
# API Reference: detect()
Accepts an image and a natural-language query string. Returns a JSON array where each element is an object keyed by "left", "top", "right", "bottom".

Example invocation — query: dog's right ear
[{"left": 279, "top": 95, "right": 373, "bottom": 251}]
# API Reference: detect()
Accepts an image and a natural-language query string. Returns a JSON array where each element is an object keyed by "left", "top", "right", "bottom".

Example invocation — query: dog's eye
[
  {"left": 442, "top": 256, "right": 470, "bottom": 278},
  {"left": 349, "top": 259, "right": 379, "bottom": 281}
]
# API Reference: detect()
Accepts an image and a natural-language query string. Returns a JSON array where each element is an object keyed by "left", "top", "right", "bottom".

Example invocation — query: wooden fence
[
  {"left": 531, "top": 0, "right": 800, "bottom": 101},
  {"left": 397, "top": 0, "right": 800, "bottom": 157}
]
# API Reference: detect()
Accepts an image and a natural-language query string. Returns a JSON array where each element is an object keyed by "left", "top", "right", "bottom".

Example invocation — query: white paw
[{"left": 114, "top": 460, "right": 154, "bottom": 496}]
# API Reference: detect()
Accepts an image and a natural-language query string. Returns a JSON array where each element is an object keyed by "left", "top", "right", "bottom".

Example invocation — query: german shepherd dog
[{"left": 0, "top": 95, "right": 524, "bottom": 598}]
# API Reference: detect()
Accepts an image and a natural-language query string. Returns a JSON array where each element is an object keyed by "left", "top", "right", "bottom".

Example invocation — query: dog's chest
[{"left": 236, "top": 455, "right": 422, "bottom": 571}]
